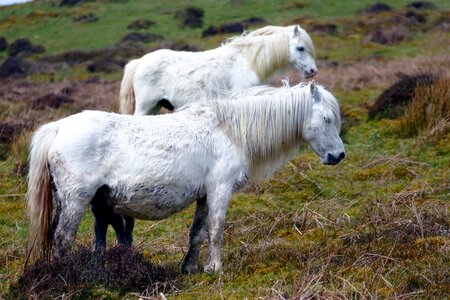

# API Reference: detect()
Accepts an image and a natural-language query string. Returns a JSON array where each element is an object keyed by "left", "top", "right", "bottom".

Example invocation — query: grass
[
  {"left": 398, "top": 74, "right": 450, "bottom": 137},
  {"left": 0, "top": 0, "right": 449, "bottom": 55},
  {"left": 0, "top": 0, "right": 449, "bottom": 298}
]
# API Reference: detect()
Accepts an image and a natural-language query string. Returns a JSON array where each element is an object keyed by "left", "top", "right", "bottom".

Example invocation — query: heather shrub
[{"left": 8, "top": 246, "right": 180, "bottom": 298}]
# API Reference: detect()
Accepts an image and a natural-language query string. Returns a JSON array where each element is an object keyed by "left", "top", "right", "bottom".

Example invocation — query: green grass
[
  {"left": 0, "top": 0, "right": 449, "bottom": 298},
  {"left": 1, "top": 0, "right": 449, "bottom": 55}
]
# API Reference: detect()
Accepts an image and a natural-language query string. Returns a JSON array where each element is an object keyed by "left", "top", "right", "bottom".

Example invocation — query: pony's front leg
[
  {"left": 181, "top": 196, "right": 208, "bottom": 274},
  {"left": 204, "top": 185, "right": 233, "bottom": 274}
]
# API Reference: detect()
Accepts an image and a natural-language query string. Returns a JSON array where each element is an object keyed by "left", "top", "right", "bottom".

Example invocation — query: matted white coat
[
  {"left": 27, "top": 82, "right": 344, "bottom": 274},
  {"left": 119, "top": 25, "right": 317, "bottom": 115}
]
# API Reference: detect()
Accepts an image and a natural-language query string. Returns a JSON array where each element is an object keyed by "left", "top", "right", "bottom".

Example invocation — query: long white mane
[
  {"left": 227, "top": 33, "right": 289, "bottom": 80},
  {"left": 221, "top": 25, "right": 315, "bottom": 80},
  {"left": 203, "top": 82, "right": 341, "bottom": 181},
  {"left": 244, "top": 25, "right": 315, "bottom": 58}
]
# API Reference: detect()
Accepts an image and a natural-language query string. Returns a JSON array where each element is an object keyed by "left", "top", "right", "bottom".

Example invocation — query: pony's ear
[
  {"left": 310, "top": 81, "right": 321, "bottom": 103},
  {"left": 294, "top": 25, "right": 300, "bottom": 37}
]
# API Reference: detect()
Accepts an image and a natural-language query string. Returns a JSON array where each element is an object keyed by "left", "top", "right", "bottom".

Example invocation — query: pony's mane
[
  {"left": 243, "top": 25, "right": 315, "bottom": 59},
  {"left": 206, "top": 82, "right": 341, "bottom": 181},
  {"left": 226, "top": 32, "right": 289, "bottom": 80},
  {"left": 223, "top": 25, "right": 315, "bottom": 79}
]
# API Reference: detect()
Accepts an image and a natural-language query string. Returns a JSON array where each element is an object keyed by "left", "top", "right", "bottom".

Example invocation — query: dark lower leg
[{"left": 181, "top": 196, "right": 208, "bottom": 274}]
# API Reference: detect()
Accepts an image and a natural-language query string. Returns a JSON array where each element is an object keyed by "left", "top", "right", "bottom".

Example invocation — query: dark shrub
[
  {"left": 31, "top": 94, "right": 75, "bottom": 110},
  {"left": 368, "top": 73, "right": 435, "bottom": 120},
  {"left": 202, "top": 22, "right": 244, "bottom": 37},
  {"left": 176, "top": 6, "right": 204, "bottom": 28},
  {"left": 358, "top": 2, "right": 392, "bottom": 14},
  {"left": 220, "top": 22, "right": 244, "bottom": 33},
  {"left": 365, "top": 25, "right": 412, "bottom": 45},
  {"left": 9, "top": 246, "right": 180, "bottom": 298},
  {"left": 121, "top": 32, "right": 163, "bottom": 43},
  {"left": 202, "top": 26, "right": 218, "bottom": 37},
  {"left": 0, "top": 37, "right": 7, "bottom": 52},
  {"left": 406, "top": 1, "right": 436, "bottom": 10},
  {"left": 307, "top": 23, "right": 338, "bottom": 35},
  {"left": 127, "top": 19, "right": 155, "bottom": 30},
  {"left": 7, "top": 38, "right": 45, "bottom": 57},
  {"left": 0, "top": 57, "right": 31, "bottom": 78},
  {"left": 73, "top": 13, "right": 98, "bottom": 23},
  {"left": 87, "top": 58, "right": 124, "bottom": 73},
  {"left": 241, "top": 17, "right": 266, "bottom": 26},
  {"left": 60, "top": 0, "right": 84, "bottom": 6}
]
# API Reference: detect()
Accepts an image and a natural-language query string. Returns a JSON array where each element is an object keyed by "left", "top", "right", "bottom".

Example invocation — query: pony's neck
[
  {"left": 233, "top": 34, "right": 289, "bottom": 81},
  {"left": 211, "top": 87, "right": 312, "bottom": 181}
]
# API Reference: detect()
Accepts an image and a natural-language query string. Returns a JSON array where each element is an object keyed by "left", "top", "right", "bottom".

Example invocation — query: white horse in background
[
  {"left": 119, "top": 24, "right": 317, "bottom": 115},
  {"left": 27, "top": 82, "right": 344, "bottom": 274}
]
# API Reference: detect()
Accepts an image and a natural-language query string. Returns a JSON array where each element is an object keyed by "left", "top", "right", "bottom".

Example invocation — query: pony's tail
[
  {"left": 118, "top": 59, "right": 140, "bottom": 114},
  {"left": 26, "top": 122, "right": 59, "bottom": 262}
]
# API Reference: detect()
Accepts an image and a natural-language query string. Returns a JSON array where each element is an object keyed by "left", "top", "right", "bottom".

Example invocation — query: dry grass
[
  {"left": 398, "top": 74, "right": 450, "bottom": 137},
  {"left": 270, "top": 54, "right": 450, "bottom": 93}
]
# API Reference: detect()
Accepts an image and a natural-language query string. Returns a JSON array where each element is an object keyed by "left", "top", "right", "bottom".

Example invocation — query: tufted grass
[{"left": 0, "top": 0, "right": 449, "bottom": 298}]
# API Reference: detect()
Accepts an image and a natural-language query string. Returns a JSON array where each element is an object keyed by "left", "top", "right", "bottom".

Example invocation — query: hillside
[{"left": 0, "top": 0, "right": 449, "bottom": 298}]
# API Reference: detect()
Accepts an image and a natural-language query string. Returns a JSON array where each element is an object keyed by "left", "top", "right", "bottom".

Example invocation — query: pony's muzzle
[
  {"left": 304, "top": 68, "right": 318, "bottom": 78},
  {"left": 325, "top": 152, "right": 345, "bottom": 165}
]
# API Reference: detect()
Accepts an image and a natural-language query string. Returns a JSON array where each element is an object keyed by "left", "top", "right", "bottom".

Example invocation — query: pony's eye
[
  {"left": 297, "top": 46, "right": 305, "bottom": 52},
  {"left": 324, "top": 117, "right": 331, "bottom": 124}
]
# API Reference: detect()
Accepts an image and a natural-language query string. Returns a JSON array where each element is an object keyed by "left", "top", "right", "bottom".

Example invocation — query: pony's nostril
[
  {"left": 327, "top": 153, "right": 334, "bottom": 163},
  {"left": 310, "top": 68, "right": 316, "bottom": 74},
  {"left": 339, "top": 152, "right": 345, "bottom": 160}
]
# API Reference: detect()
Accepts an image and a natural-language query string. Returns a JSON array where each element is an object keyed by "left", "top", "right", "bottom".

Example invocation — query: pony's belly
[{"left": 113, "top": 185, "right": 199, "bottom": 220}]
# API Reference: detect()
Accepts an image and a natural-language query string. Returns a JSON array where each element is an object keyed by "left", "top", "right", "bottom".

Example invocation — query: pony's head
[
  {"left": 287, "top": 25, "right": 317, "bottom": 78},
  {"left": 303, "top": 82, "right": 345, "bottom": 165}
]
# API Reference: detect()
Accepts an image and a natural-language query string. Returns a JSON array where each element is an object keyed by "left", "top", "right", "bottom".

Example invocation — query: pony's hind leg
[
  {"left": 53, "top": 194, "right": 92, "bottom": 260},
  {"left": 52, "top": 177, "right": 97, "bottom": 259},
  {"left": 133, "top": 81, "right": 164, "bottom": 116},
  {"left": 91, "top": 185, "right": 131, "bottom": 252},
  {"left": 123, "top": 215, "right": 135, "bottom": 246},
  {"left": 181, "top": 196, "right": 208, "bottom": 274}
]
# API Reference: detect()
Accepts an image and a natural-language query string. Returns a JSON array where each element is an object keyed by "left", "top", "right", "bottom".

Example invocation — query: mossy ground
[{"left": 0, "top": 0, "right": 449, "bottom": 298}]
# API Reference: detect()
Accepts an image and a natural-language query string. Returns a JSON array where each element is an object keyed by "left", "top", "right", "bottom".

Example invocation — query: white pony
[
  {"left": 27, "top": 82, "right": 344, "bottom": 274},
  {"left": 119, "top": 25, "right": 317, "bottom": 115}
]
